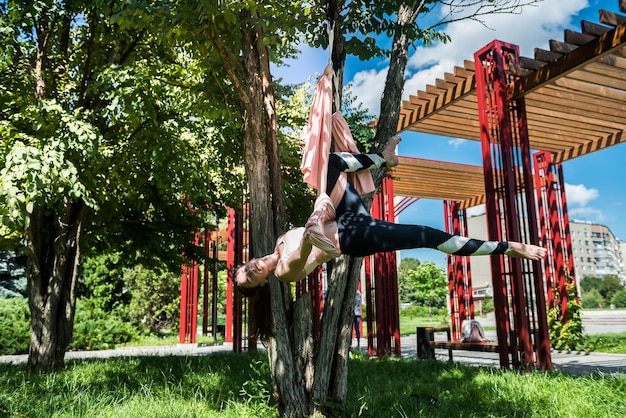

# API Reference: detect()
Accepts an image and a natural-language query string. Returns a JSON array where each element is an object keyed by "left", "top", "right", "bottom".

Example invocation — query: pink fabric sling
[{"left": 300, "top": 65, "right": 375, "bottom": 202}]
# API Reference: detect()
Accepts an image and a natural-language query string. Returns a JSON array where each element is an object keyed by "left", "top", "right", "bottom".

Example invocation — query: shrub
[
  {"left": 70, "top": 300, "right": 138, "bottom": 351},
  {"left": 0, "top": 297, "right": 30, "bottom": 355},
  {"left": 611, "top": 290, "right": 626, "bottom": 308},
  {"left": 125, "top": 265, "right": 180, "bottom": 334},
  {"left": 581, "top": 289, "right": 604, "bottom": 309},
  {"left": 548, "top": 279, "right": 584, "bottom": 351}
]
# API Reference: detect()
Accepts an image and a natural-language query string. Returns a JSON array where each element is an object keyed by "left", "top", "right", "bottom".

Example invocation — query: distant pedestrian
[{"left": 354, "top": 289, "right": 362, "bottom": 348}]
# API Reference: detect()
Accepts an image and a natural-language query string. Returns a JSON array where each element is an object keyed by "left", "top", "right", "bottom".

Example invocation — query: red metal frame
[
  {"left": 201, "top": 228, "right": 220, "bottom": 340},
  {"left": 367, "top": 176, "right": 401, "bottom": 356},
  {"left": 363, "top": 255, "right": 376, "bottom": 356},
  {"left": 179, "top": 233, "right": 200, "bottom": 344},
  {"left": 474, "top": 40, "right": 552, "bottom": 370},
  {"left": 444, "top": 201, "right": 474, "bottom": 340},
  {"left": 225, "top": 207, "right": 248, "bottom": 352},
  {"left": 533, "top": 151, "right": 577, "bottom": 321}
]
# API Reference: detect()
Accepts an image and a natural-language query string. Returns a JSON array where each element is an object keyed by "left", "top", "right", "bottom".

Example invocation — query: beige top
[{"left": 275, "top": 227, "right": 322, "bottom": 281}]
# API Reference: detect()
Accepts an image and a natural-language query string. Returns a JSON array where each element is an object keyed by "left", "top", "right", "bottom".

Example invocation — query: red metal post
[
  {"left": 226, "top": 207, "right": 246, "bottom": 350},
  {"left": 371, "top": 192, "right": 390, "bottom": 355},
  {"left": 533, "top": 151, "right": 577, "bottom": 322},
  {"left": 384, "top": 177, "right": 401, "bottom": 355},
  {"left": 179, "top": 233, "right": 199, "bottom": 344},
  {"left": 225, "top": 209, "right": 236, "bottom": 343},
  {"left": 202, "top": 230, "right": 210, "bottom": 336},
  {"left": 370, "top": 177, "right": 401, "bottom": 356},
  {"left": 444, "top": 201, "right": 473, "bottom": 340},
  {"left": 474, "top": 40, "right": 552, "bottom": 370},
  {"left": 364, "top": 255, "right": 376, "bottom": 357}
]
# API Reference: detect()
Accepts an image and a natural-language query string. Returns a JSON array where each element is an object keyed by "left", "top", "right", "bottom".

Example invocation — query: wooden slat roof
[{"left": 393, "top": 4, "right": 626, "bottom": 208}]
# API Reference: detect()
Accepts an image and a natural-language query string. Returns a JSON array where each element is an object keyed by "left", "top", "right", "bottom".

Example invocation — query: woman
[{"left": 235, "top": 136, "right": 547, "bottom": 294}]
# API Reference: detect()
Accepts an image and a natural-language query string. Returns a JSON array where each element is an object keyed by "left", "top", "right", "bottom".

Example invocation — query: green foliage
[
  {"left": 80, "top": 253, "right": 181, "bottom": 335},
  {"left": 2, "top": 352, "right": 626, "bottom": 418},
  {"left": 124, "top": 265, "right": 181, "bottom": 334},
  {"left": 238, "top": 359, "right": 273, "bottom": 410},
  {"left": 585, "top": 331, "right": 626, "bottom": 354},
  {"left": 70, "top": 300, "right": 138, "bottom": 351},
  {"left": 1, "top": 0, "right": 245, "bottom": 271},
  {"left": 580, "top": 275, "right": 603, "bottom": 293},
  {"left": 482, "top": 295, "right": 494, "bottom": 314},
  {"left": 581, "top": 289, "right": 604, "bottom": 309},
  {"left": 599, "top": 275, "right": 624, "bottom": 303},
  {"left": 400, "top": 305, "right": 442, "bottom": 319},
  {"left": 0, "top": 298, "right": 30, "bottom": 355},
  {"left": 80, "top": 253, "right": 129, "bottom": 312},
  {"left": 548, "top": 277, "right": 585, "bottom": 351},
  {"left": 407, "top": 261, "right": 448, "bottom": 309},
  {"left": 611, "top": 290, "right": 626, "bottom": 308},
  {"left": 398, "top": 258, "right": 422, "bottom": 304}
]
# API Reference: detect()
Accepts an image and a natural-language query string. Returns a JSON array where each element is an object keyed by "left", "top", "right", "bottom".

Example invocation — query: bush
[
  {"left": 0, "top": 297, "right": 30, "bottom": 355},
  {"left": 548, "top": 280, "right": 584, "bottom": 351},
  {"left": 125, "top": 265, "right": 180, "bottom": 334},
  {"left": 70, "top": 300, "right": 139, "bottom": 351},
  {"left": 581, "top": 289, "right": 604, "bottom": 309},
  {"left": 611, "top": 290, "right": 626, "bottom": 308}
]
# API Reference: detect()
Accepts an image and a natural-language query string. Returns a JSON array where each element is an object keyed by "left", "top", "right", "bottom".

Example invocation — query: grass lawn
[{"left": 1, "top": 350, "right": 625, "bottom": 418}]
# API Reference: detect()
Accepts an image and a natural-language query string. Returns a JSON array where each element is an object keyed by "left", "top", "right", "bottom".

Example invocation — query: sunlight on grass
[{"left": 2, "top": 344, "right": 626, "bottom": 417}]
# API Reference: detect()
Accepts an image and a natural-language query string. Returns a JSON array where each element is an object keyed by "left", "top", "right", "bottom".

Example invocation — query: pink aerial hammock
[{"left": 300, "top": 64, "right": 375, "bottom": 202}]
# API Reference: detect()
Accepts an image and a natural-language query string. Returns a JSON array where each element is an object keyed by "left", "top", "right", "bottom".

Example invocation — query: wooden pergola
[
  {"left": 386, "top": 2, "right": 626, "bottom": 370},
  {"left": 393, "top": 4, "right": 626, "bottom": 209}
]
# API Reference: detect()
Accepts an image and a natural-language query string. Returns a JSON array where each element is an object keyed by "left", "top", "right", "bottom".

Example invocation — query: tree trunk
[
  {"left": 26, "top": 199, "right": 86, "bottom": 370},
  {"left": 234, "top": 2, "right": 415, "bottom": 414}
]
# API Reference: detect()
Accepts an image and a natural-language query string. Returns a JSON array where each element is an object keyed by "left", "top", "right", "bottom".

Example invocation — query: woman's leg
[
  {"left": 325, "top": 136, "right": 400, "bottom": 210},
  {"left": 337, "top": 213, "right": 545, "bottom": 260}
]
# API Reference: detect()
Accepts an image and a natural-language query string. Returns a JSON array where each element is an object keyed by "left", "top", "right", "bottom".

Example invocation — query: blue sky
[{"left": 275, "top": 0, "right": 624, "bottom": 268}]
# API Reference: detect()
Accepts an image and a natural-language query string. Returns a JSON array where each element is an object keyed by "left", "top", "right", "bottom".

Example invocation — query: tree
[
  {"left": 398, "top": 258, "right": 421, "bottom": 304},
  {"left": 580, "top": 275, "right": 603, "bottom": 293},
  {"left": 611, "top": 290, "right": 626, "bottom": 309},
  {"left": 187, "top": 1, "right": 543, "bottom": 416},
  {"left": 581, "top": 289, "right": 604, "bottom": 309},
  {"left": 408, "top": 261, "right": 448, "bottom": 310},
  {"left": 599, "top": 275, "right": 624, "bottom": 303},
  {"left": 124, "top": 265, "right": 181, "bottom": 334},
  {"left": 0, "top": 0, "right": 241, "bottom": 370}
]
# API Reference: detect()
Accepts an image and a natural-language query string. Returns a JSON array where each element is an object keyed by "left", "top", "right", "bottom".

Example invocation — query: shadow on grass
[{"left": 1, "top": 351, "right": 625, "bottom": 417}]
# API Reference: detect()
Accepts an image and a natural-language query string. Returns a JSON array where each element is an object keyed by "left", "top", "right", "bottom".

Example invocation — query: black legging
[{"left": 326, "top": 153, "right": 508, "bottom": 257}]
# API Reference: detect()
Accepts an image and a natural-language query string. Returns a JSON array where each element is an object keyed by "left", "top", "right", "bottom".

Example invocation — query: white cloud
[
  {"left": 347, "top": 67, "right": 388, "bottom": 115},
  {"left": 565, "top": 183, "right": 599, "bottom": 207},
  {"left": 569, "top": 207, "right": 605, "bottom": 222},
  {"left": 447, "top": 137, "right": 465, "bottom": 149},
  {"left": 348, "top": 0, "right": 589, "bottom": 114}
]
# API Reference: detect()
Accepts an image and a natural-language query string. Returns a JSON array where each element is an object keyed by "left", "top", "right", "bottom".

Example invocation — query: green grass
[
  {"left": 398, "top": 314, "right": 449, "bottom": 335},
  {"left": 585, "top": 332, "right": 626, "bottom": 353},
  {"left": 1, "top": 351, "right": 625, "bottom": 418},
  {"left": 120, "top": 333, "right": 224, "bottom": 348}
]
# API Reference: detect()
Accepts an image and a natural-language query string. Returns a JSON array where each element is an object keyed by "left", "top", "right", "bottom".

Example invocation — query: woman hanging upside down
[{"left": 235, "top": 135, "right": 547, "bottom": 295}]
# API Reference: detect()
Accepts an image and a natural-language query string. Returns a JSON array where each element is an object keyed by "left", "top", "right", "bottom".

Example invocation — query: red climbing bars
[
  {"left": 444, "top": 201, "right": 474, "bottom": 341},
  {"left": 474, "top": 40, "right": 552, "bottom": 370},
  {"left": 533, "top": 151, "right": 577, "bottom": 324},
  {"left": 369, "top": 176, "right": 401, "bottom": 356},
  {"left": 180, "top": 233, "right": 200, "bottom": 344}
]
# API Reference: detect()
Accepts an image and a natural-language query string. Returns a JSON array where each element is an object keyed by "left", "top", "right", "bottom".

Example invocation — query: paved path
[
  {"left": 2, "top": 336, "right": 625, "bottom": 376},
  {"left": 397, "top": 334, "right": 626, "bottom": 375},
  {"left": 3, "top": 311, "right": 625, "bottom": 375}
]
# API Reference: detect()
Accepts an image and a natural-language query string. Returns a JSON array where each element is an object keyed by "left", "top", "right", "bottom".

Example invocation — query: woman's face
[{"left": 235, "top": 257, "right": 271, "bottom": 289}]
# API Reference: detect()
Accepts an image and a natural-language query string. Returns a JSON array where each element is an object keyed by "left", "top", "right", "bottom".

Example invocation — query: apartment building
[{"left": 569, "top": 221, "right": 623, "bottom": 281}]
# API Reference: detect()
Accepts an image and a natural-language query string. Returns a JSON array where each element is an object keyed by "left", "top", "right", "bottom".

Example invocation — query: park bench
[{"left": 416, "top": 326, "right": 512, "bottom": 362}]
